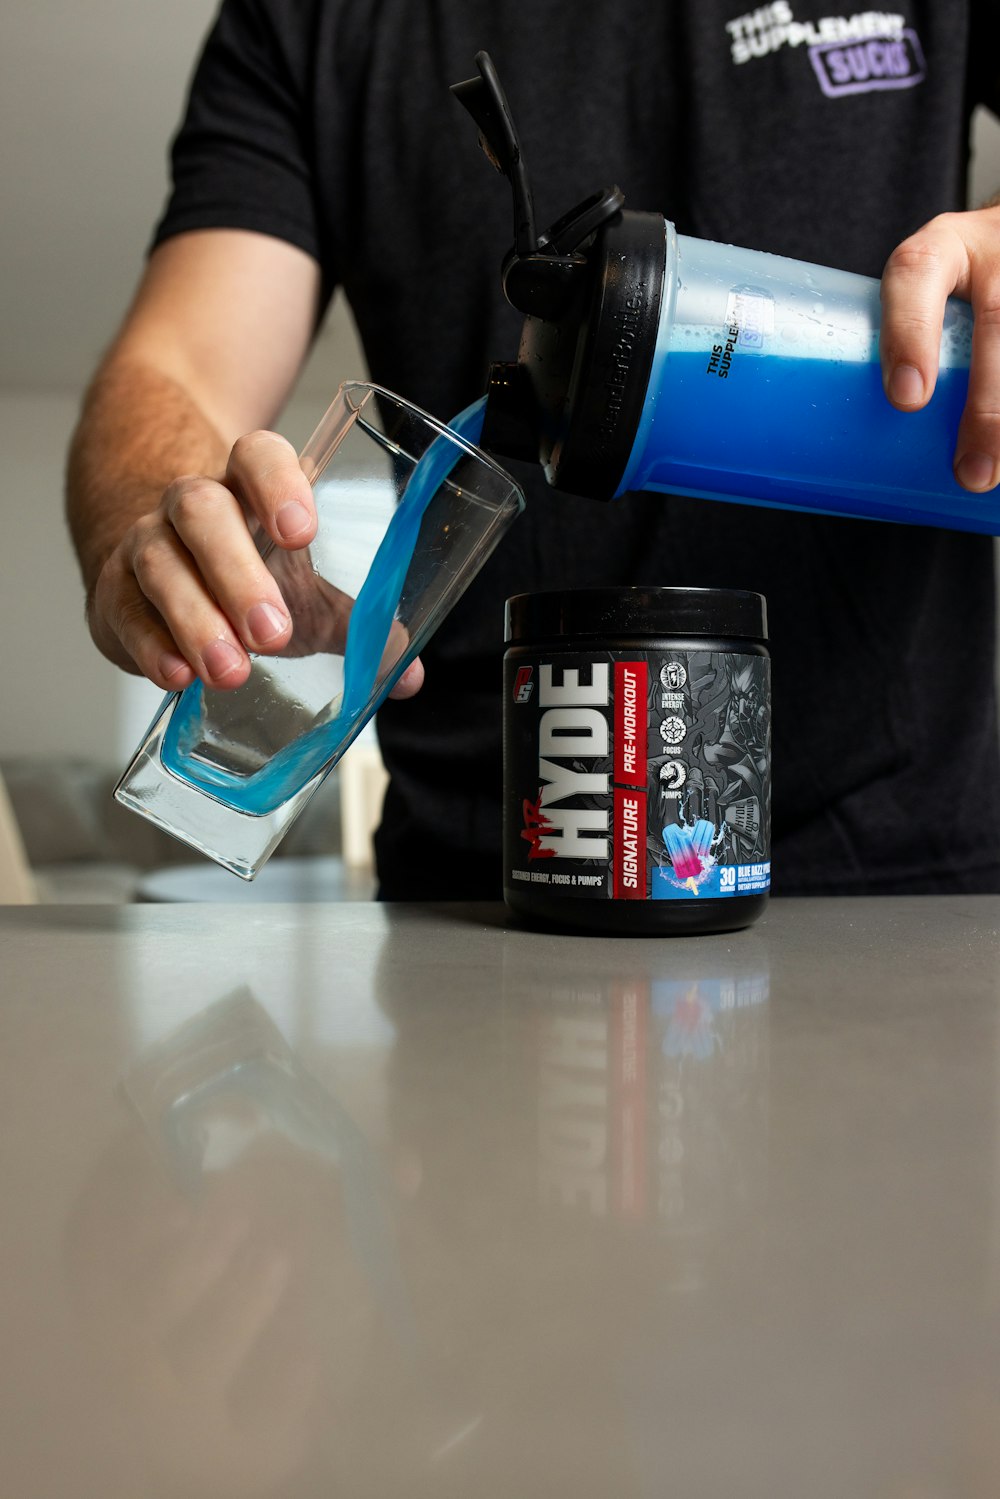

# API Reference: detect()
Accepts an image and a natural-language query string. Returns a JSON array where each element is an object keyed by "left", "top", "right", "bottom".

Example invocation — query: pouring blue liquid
[
  {"left": 159, "top": 397, "right": 488, "bottom": 816},
  {"left": 620, "top": 347, "right": 978, "bottom": 529}
]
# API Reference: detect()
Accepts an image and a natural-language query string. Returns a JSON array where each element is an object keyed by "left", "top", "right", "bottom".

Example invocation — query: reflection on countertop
[{"left": 1, "top": 897, "right": 1000, "bottom": 1495}]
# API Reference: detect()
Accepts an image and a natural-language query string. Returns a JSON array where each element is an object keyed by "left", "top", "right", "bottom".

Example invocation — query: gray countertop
[{"left": 2, "top": 896, "right": 1000, "bottom": 1496}]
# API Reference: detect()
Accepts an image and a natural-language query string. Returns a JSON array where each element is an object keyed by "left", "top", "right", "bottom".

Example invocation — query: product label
[
  {"left": 504, "top": 649, "right": 771, "bottom": 902},
  {"left": 725, "top": 285, "right": 774, "bottom": 350},
  {"left": 706, "top": 287, "right": 774, "bottom": 378}
]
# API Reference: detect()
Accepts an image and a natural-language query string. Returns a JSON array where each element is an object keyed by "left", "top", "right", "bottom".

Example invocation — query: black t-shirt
[{"left": 154, "top": 0, "right": 1000, "bottom": 896}]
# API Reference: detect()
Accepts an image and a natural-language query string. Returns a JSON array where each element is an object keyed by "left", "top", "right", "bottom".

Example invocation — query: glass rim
[{"left": 337, "top": 379, "right": 522, "bottom": 498}]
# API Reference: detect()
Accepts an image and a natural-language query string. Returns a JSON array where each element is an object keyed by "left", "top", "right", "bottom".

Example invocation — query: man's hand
[
  {"left": 881, "top": 204, "right": 1000, "bottom": 493},
  {"left": 67, "top": 230, "right": 423, "bottom": 700},
  {"left": 86, "top": 428, "right": 424, "bottom": 699},
  {"left": 89, "top": 430, "right": 315, "bottom": 691}
]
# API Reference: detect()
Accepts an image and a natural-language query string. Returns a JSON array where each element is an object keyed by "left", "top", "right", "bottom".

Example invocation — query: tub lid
[{"left": 505, "top": 586, "right": 768, "bottom": 643}]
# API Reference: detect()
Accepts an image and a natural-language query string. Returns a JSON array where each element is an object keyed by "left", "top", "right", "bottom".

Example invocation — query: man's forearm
[
  {"left": 64, "top": 230, "right": 325, "bottom": 688},
  {"left": 66, "top": 355, "right": 230, "bottom": 598}
]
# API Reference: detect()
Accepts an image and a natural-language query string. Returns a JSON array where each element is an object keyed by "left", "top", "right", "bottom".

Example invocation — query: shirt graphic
[{"left": 724, "top": 4, "right": 927, "bottom": 97}]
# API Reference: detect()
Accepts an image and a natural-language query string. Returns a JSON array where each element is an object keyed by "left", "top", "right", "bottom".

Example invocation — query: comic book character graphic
[{"left": 651, "top": 652, "right": 770, "bottom": 888}]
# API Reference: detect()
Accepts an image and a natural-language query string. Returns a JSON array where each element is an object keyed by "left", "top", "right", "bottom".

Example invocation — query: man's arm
[
  {"left": 66, "top": 228, "right": 324, "bottom": 692},
  {"left": 880, "top": 201, "right": 1000, "bottom": 493}
]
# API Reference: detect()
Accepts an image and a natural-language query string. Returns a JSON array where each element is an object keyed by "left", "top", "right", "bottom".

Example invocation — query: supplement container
[{"left": 503, "top": 587, "right": 770, "bottom": 935}]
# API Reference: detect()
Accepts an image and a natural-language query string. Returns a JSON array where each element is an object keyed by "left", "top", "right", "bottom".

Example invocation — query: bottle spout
[
  {"left": 478, "top": 363, "right": 539, "bottom": 465},
  {"left": 452, "top": 52, "right": 623, "bottom": 319},
  {"left": 450, "top": 51, "right": 538, "bottom": 258},
  {"left": 452, "top": 52, "right": 662, "bottom": 501}
]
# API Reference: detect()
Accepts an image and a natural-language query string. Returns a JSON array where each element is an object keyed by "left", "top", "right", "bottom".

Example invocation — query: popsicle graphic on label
[{"left": 663, "top": 818, "right": 715, "bottom": 894}]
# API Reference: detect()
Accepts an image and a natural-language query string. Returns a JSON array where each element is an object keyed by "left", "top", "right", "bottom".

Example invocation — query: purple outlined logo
[{"left": 809, "top": 29, "right": 926, "bottom": 97}]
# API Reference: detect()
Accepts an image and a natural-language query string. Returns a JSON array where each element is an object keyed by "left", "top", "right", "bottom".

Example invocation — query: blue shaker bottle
[{"left": 453, "top": 53, "right": 985, "bottom": 533}]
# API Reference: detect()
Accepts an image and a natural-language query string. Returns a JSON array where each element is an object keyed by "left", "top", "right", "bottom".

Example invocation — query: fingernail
[
  {"left": 159, "top": 650, "right": 190, "bottom": 683},
  {"left": 276, "top": 500, "right": 312, "bottom": 541},
  {"left": 956, "top": 451, "right": 997, "bottom": 492},
  {"left": 888, "top": 363, "right": 924, "bottom": 407},
  {"left": 203, "top": 638, "right": 244, "bottom": 680},
  {"left": 247, "top": 600, "right": 289, "bottom": 644}
]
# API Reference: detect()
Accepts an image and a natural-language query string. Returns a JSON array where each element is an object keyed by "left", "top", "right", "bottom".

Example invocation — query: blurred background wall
[
  {"left": 0, "top": 0, "right": 365, "bottom": 770},
  {"left": 2, "top": 1, "right": 1000, "bottom": 772}
]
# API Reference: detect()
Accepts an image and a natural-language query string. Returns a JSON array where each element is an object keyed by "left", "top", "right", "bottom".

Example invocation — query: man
[{"left": 67, "top": 2, "right": 1000, "bottom": 897}]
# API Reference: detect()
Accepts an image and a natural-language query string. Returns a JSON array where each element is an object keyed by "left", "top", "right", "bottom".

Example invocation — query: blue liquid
[
  {"left": 159, "top": 398, "right": 488, "bottom": 816},
  {"left": 619, "top": 352, "right": 995, "bottom": 532}
]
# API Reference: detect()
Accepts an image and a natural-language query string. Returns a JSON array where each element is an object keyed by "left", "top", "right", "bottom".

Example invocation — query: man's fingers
[
  {"left": 880, "top": 208, "right": 1000, "bottom": 493},
  {"left": 954, "top": 285, "right": 1000, "bottom": 492},
  {"left": 379, "top": 619, "right": 424, "bottom": 700},
  {"left": 127, "top": 518, "right": 252, "bottom": 688},
  {"left": 880, "top": 215, "right": 969, "bottom": 410},
  {"left": 225, "top": 430, "right": 317, "bottom": 548},
  {"left": 91, "top": 560, "right": 197, "bottom": 691},
  {"left": 163, "top": 476, "right": 293, "bottom": 654},
  {"left": 89, "top": 429, "right": 431, "bottom": 700},
  {"left": 88, "top": 432, "right": 315, "bottom": 689},
  {"left": 389, "top": 657, "right": 424, "bottom": 699}
]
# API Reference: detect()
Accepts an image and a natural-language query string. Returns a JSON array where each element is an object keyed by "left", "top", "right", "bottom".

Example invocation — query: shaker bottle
[{"left": 453, "top": 53, "right": 985, "bottom": 533}]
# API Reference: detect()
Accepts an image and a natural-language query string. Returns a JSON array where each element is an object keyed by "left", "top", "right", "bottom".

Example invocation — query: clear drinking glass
[{"left": 115, "top": 382, "right": 524, "bottom": 878}]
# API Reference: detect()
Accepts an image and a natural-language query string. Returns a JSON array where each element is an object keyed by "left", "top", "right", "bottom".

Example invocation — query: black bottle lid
[
  {"left": 505, "top": 587, "right": 769, "bottom": 644},
  {"left": 452, "top": 53, "right": 664, "bottom": 501}
]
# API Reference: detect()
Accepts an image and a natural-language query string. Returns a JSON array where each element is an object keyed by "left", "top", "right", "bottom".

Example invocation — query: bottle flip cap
[{"left": 451, "top": 52, "right": 665, "bottom": 500}]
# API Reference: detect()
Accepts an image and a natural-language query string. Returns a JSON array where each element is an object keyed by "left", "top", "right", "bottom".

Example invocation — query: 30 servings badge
[{"left": 503, "top": 649, "right": 771, "bottom": 901}]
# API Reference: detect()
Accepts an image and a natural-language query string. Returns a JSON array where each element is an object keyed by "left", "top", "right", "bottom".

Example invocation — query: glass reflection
[
  {"left": 64, "top": 931, "right": 776, "bottom": 1496},
  {"left": 65, "top": 987, "right": 477, "bottom": 1497}
]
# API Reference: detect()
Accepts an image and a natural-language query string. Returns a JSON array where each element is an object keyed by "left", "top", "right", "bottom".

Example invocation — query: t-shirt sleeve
[{"left": 151, "top": 0, "right": 336, "bottom": 288}]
